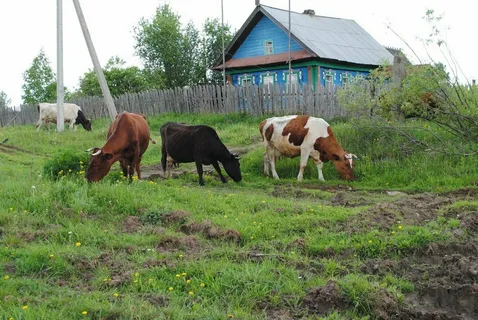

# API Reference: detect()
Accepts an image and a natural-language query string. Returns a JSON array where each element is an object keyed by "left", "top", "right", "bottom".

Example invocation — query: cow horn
[
  {"left": 85, "top": 148, "right": 95, "bottom": 152},
  {"left": 91, "top": 149, "right": 102, "bottom": 156}
]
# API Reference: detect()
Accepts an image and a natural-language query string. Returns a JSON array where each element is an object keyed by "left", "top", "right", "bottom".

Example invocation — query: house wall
[
  {"left": 318, "top": 67, "right": 370, "bottom": 86},
  {"left": 233, "top": 16, "right": 303, "bottom": 59},
  {"left": 231, "top": 66, "right": 309, "bottom": 86}
]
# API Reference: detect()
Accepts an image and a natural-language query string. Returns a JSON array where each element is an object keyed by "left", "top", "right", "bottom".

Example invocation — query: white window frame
[{"left": 264, "top": 40, "right": 274, "bottom": 55}]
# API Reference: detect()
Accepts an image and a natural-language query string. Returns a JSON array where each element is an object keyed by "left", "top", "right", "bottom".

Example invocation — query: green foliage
[
  {"left": 21, "top": 48, "right": 72, "bottom": 104},
  {"left": 43, "top": 149, "right": 89, "bottom": 180},
  {"left": 134, "top": 5, "right": 234, "bottom": 88},
  {"left": 0, "top": 91, "right": 11, "bottom": 109},
  {"left": 76, "top": 56, "right": 151, "bottom": 98}
]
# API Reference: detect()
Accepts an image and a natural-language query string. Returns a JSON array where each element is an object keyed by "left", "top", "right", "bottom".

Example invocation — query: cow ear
[
  {"left": 104, "top": 153, "right": 113, "bottom": 160},
  {"left": 332, "top": 154, "right": 340, "bottom": 161}
]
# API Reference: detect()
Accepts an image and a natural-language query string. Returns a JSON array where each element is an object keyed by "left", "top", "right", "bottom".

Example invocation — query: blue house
[{"left": 212, "top": 4, "right": 393, "bottom": 89}]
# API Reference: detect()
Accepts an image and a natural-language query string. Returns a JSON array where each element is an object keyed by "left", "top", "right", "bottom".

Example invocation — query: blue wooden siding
[
  {"left": 231, "top": 66, "right": 309, "bottom": 86},
  {"left": 233, "top": 16, "right": 303, "bottom": 59},
  {"left": 319, "top": 67, "right": 369, "bottom": 86}
]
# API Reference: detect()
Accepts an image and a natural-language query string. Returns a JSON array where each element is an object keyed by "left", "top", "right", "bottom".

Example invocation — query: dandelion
[
  {"left": 178, "top": 254, "right": 184, "bottom": 258},
  {"left": 8, "top": 317, "right": 14, "bottom": 320},
  {"left": 368, "top": 240, "right": 372, "bottom": 244},
  {"left": 262, "top": 200, "right": 266, "bottom": 203},
  {"left": 75, "top": 242, "right": 81, "bottom": 247},
  {"left": 135, "top": 272, "right": 139, "bottom": 277},
  {"left": 22, "top": 306, "right": 28, "bottom": 310},
  {"left": 250, "top": 236, "right": 254, "bottom": 240},
  {"left": 68, "top": 169, "right": 72, "bottom": 172},
  {"left": 79, "top": 171, "right": 85, "bottom": 175},
  {"left": 23, "top": 210, "right": 27, "bottom": 213},
  {"left": 80, "top": 161, "right": 83, "bottom": 164},
  {"left": 4, "top": 275, "right": 10, "bottom": 280},
  {"left": 181, "top": 272, "right": 187, "bottom": 277},
  {"left": 148, "top": 278, "right": 153, "bottom": 283},
  {"left": 9, "top": 208, "right": 13, "bottom": 211},
  {"left": 200, "top": 283, "right": 206, "bottom": 287},
  {"left": 176, "top": 274, "right": 181, "bottom": 278},
  {"left": 49, "top": 254, "right": 54, "bottom": 258},
  {"left": 398, "top": 225, "right": 403, "bottom": 230},
  {"left": 291, "top": 251, "right": 295, "bottom": 255},
  {"left": 113, "top": 293, "right": 119, "bottom": 297},
  {"left": 188, "top": 291, "right": 194, "bottom": 295},
  {"left": 186, "top": 279, "right": 191, "bottom": 284},
  {"left": 391, "top": 231, "right": 396, "bottom": 235},
  {"left": 227, "top": 314, "right": 235, "bottom": 318},
  {"left": 81, "top": 311, "right": 87, "bottom": 315},
  {"left": 169, "top": 287, "right": 174, "bottom": 291},
  {"left": 149, "top": 181, "right": 154, "bottom": 185}
]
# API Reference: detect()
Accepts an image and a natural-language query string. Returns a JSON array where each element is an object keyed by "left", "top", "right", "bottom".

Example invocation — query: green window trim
[
  {"left": 263, "top": 40, "right": 274, "bottom": 55},
  {"left": 283, "top": 70, "right": 302, "bottom": 83},
  {"left": 261, "top": 72, "right": 277, "bottom": 84},
  {"left": 239, "top": 74, "right": 253, "bottom": 86}
]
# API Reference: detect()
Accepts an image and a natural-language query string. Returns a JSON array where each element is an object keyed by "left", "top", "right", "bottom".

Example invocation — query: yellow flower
[
  {"left": 82, "top": 311, "right": 87, "bottom": 315},
  {"left": 23, "top": 210, "right": 27, "bottom": 213},
  {"left": 188, "top": 291, "right": 194, "bottom": 295},
  {"left": 291, "top": 251, "right": 295, "bottom": 255},
  {"left": 181, "top": 272, "right": 187, "bottom": 277},
  {"left": 250, "top": 236, "right": 254, "bottom": 240},
  {"left": 135, "top": 272, "right": 139, "bottom": 277},
  {"left": 227, "top": 314, "right": 234, "bottom": 319},
  {"left": 4, "top": 275, "right": 10, "bottom": 280},
  {"left": 22, "top": 305, "right": 28, "bottom": 310},
  {"left": 68, "top": 169, "right": 72, "bottom": 172},
  {"left": 368, "top": 240, "right": 372, "bottom": 244},
  {"left": 398, "top": 225, "right": 403, "bottom": 230},
  {"left": 186, "top": 279, "right": 191, "bottom": 284},
  {"left": 113, "top": 293, "right": 119, "bottom": 297},
  {"left": 8, "top": 317, "right": 14, "bottom": 320},
  {"left": 178, "top": 254, "right": 184, "bottom": 258},
  {"left": 49, "top": 254, "right": 54, "bottom": 258},
  {"left": 200, "top": 283, "right": 205, "bottom": 287},
  {"left": 391, "top": 231, "right": 396, "bottom": 235},
  {"left": 75, "top": 242, "right": 81, "bottom": 247},
  {"left": 79, "top": 171, "right": 85, "bottom": 175},
  {"left": 149, "top": 181, "right": 154, "bottom": 185},
  {"left": 176, "top": 274, "right": 181, "bottom": 278},
  {"left": 169, "top": 287, "right": 174, "bottom": 291},
  {"left": 79, "top": 161, "right": 83, "bottom": 164},
  {"left": 9, "top": 208, "right": 13, "bottom": 211},
  {"left": 262, "top": 200, "right": 266, "bottom": 203}
]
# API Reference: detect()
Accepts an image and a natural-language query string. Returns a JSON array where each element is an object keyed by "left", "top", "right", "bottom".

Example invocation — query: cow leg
[
  {"left": 266, "top": 147, "right": 280, "bottom": 179},
  {"left": 161, "top": 147, "right": 168, "bottom": 178},
  {"left": 119, "top": 160, "right": 128, "bottom": 178},
  {"left": 128, "top": 165, "right": 135, "bottom": 182},
  {"left": 297, "top": 149, "right": 312, "bottom": 182},
  {"left": 263, "top": 151, "right": 270, "bottom": 176},
  {"left": 212, "top": 160, "right": 227, "bottom": 183},
  {"left": 135, "top": 160, "right": 142, "bottom": 180},
  {"left": 36, "top": 120, "right": 42, "bottom": 131},
  {"left": 195, "top": 160, "right": 205, "bottom": 186},
  {"left": 313, "top": 158, "right": 325, "bottom": 181},
  {"left": 69, "top": 121, "right": 75, "bottom": 130}
]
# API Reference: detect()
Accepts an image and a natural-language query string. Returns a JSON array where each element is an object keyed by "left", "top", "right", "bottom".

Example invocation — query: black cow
[{"left": 160, "top": 122, "right": 242, "bottom": 186}]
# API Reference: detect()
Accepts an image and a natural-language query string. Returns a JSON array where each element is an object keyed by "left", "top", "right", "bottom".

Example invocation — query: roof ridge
[{"left": 260, "top": 4, "right": 352, "bottom": 21}]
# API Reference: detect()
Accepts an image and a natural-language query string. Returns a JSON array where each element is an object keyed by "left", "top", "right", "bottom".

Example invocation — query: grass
[{"left": 0, "top": 113, "right": 477, "bottom": 319}]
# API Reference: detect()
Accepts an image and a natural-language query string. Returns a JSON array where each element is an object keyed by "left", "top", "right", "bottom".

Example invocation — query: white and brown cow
[
  {"left": 36, "top": 103, "right": 92, "bottom": 131},
  {"left": 259, "top": 115, "right": 356, "bottom": 181}
]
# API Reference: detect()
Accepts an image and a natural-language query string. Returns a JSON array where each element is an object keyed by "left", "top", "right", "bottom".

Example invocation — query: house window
[
  {"left": 264, "top": 40, "right": 274, "bottom": 55},
  {"left": 262, "top": 75, "right": 275, "bottom": 85},
  {"left": 342, "top": 75, "right": 349, "bottom": 89},
  {"left": 324, "top": 70, "right": 334, "bottom": 93},
  {"left": 239, "top": 75, "right": 253, "bottom": 86}
]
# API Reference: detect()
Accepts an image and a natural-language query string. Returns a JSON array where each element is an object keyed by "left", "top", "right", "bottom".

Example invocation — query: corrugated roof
[
  {"left": 212, "top": 50, "right": 313, "bottom": 70},
  {"left": 261, "top": 5, "right": 393, "bottom": 66}
]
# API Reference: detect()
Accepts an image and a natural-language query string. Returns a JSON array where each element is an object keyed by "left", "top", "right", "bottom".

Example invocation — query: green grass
[{"left": 0, "top": 113, "right": 477, "bottom": 319}]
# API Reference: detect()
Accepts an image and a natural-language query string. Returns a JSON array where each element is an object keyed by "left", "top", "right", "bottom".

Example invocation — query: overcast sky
[{"left": 0, "top": 0, "right": 474, "bottom": 106}]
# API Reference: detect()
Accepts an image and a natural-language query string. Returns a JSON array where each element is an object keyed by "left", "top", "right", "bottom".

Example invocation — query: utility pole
[
  {"left": 56, "top": 0, "right": 65, "bottom": 132},
  {"left": 72, "top": 0, "right": 117, "bottom": 120},
  {"left": 221, "top": 0, "right": 226, "bottom": 89},
  {"left": 288, "top": 0, "right": 292, "bottom": 94}
]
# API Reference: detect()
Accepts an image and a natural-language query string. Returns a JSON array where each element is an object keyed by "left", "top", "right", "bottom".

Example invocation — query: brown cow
[
  {"left": 259, "top": 115, "right": 356, "bottom": 181},
  {"left": 85, "top": 112, "right": 155, "bottom": 182}
]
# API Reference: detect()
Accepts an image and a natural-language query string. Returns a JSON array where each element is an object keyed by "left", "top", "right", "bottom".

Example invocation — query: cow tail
[
  {"left": 37, "top": 104, "right": 40, "bottom": 112},
  {"left": 150, "top": 137, "right": 157, "bottom": 144}
]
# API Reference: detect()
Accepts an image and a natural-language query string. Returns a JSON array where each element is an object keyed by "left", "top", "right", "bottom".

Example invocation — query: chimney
[
  {"left": 255, "top": 0, "right": 260, "bottom": 6},
  {"left": 303, "top": 9, "right": 315, "bottom": 15}
]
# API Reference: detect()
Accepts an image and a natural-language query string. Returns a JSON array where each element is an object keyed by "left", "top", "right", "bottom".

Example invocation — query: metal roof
[
  {"left": 261, "top": 5, "right": 393, "bottom": 66},
  {"left": 213, "top": 5, "right": 393, "bottom": 68}
]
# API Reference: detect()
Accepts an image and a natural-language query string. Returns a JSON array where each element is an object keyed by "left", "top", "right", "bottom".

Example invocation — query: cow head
[
  {"left": 223, "top": 153, "right": 242, "bottom": 182},
  {"left": 85, "top": 148, "right": 114, "bottom": 182},
  {"left": 331, "top": 151, "right": 356, "bottom": 180},
  {"left": 82, "top": 119, "right": 92, "bottom": 131}
]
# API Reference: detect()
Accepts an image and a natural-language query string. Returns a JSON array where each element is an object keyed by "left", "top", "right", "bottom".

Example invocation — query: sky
[{"left": 0, "top": 0, "right": 475, "bottom": 107}]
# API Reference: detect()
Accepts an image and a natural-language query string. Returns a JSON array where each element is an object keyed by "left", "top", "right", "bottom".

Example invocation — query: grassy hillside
[{"left": 0, "top": 114, "right": 477, "bottom": 319}]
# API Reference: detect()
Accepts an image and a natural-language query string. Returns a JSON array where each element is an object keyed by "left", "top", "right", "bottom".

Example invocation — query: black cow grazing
[{"left": 160, "top": 122, "right": 242, "bottom": 186}]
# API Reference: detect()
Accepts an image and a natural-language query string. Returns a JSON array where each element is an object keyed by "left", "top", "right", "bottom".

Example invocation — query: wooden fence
[{"left": 0, "top": 83, "right": 351, "bottom": 127}]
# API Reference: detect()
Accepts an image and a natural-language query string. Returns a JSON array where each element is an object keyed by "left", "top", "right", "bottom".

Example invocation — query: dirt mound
[
  {"left": 329, "top": 192, "right": 374, "bottom": 207},
  {"left": 179, "top": 221, "right": 241, "bottom": 243},
  {"left": 301, "top": 281, "right": 351, "bottom": 316},
  {"left": 341, "top": 193, "right": 452, "bottom": 233},
  {"left": 123, "top": 216, "right": 142, "bottom": 233},
  {"left": 162, "top": 210, "right": 191, "bottom": 226},
  {"left": 141, "top": 293, "right": 168, "bottom": 306},
  {"left": 157, "top": 235, "right": 200, "bottom": 253}
]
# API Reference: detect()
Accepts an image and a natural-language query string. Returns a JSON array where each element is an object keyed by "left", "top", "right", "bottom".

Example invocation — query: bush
[{"left": 43, "top": 149, "right": 89, "bottom": 180}]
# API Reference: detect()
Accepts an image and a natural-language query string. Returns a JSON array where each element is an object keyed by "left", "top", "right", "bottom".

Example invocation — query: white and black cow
[
  {"left": 259, "top": 115, "right": 356, "bottom": 181},
  {"left": 160, "top": 122, "right": 242, "bottom": 186},
  {"left": 36, "top": 103, "right": 92, "bottom": 131}
]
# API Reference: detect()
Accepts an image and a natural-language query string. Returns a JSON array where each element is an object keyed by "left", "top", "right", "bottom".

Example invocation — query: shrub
[{"left": 43, "top": 149, "right": 89, "bottom": 180}]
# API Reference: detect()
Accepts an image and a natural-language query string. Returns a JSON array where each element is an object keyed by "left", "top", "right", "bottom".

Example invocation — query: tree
[
  {"left": 77, "top": 56, "right": 150, "bottom": 97},
  {"left": 180, "top": 22, "right": 204, "bottom": 85},
  {"left": 203, "top": 18, "right": 234, "bottom": 84},
  {"left": 0, "top": 91, "right": 11, "bottom": 109},
  {"left": 22, "top": 49, "right": 57, "bottom": 104},
  {"left": 134, "top": 4, "right": 183, "bottom": 88}
]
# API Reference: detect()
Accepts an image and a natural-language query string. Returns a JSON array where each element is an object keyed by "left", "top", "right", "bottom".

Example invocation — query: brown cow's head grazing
[
  {"left": 331, "top": 151, "right": 356, "bottom": 181},
  {"left": 85, "top": 148, "right": 115, "bottom": 182}
]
